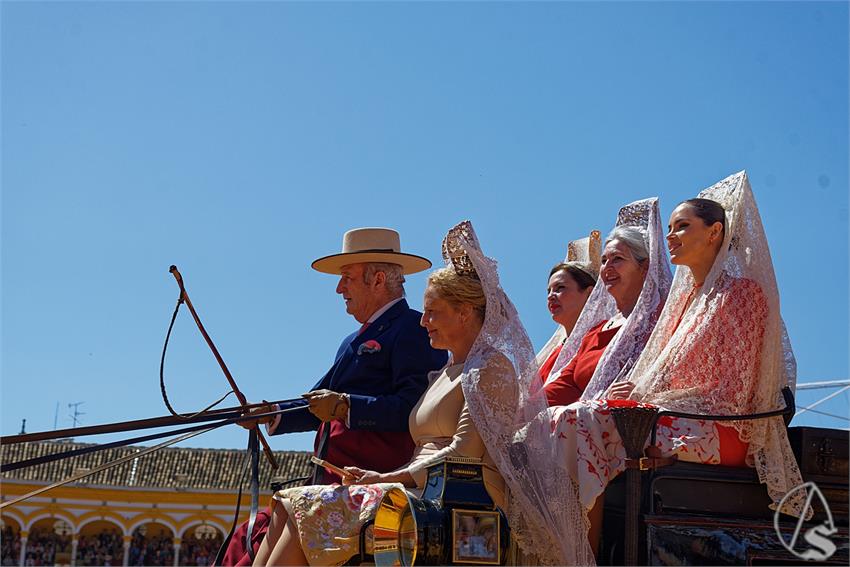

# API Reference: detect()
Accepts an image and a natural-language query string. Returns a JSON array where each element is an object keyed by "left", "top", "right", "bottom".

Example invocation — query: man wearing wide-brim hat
[{"left": 227, "top": 228, "right": 447, "bottom": 565}]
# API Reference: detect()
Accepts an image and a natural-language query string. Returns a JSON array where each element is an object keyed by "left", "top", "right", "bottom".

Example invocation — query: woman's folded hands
[{"left": 342, "top": 466, "right": 416, "bottom": 487}]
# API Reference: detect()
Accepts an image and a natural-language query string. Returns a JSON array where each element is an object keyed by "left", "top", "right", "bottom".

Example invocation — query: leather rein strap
[
  {"left": 1, "top": 405, "right": 303, "bottom": 508},
  {"left": 159, "top": 285, "right": 233, "bottom": 419},
  {"left": 246, "top": 429, "right": 261, "bottom": 562},
  {"left": 0, "top": 425, "right": 219, "bottom": 510},
  {"left": 162, "top": 265, "right": 278, "bottom": 469},
  {"left": 162, "top": 265, "right": 276, "bottom": 563},
  {"left": 1, "top": 399, "right": 295, "bottom": 446},
  {"left": 212, "top": 430, "right": 260, "bottom": 567},
  {"left": 1, "top": 406, "right": 293, "bottom": 473}
]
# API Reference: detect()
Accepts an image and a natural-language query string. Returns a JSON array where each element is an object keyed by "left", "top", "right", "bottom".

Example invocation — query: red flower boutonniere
[{"left": 357, "top": 340, "right": 381, "bottom": 355}]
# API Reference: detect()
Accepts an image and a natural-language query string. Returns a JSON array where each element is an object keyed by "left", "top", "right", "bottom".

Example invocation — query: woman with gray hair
[
  {"left": 509, "top": 198, "right": 672, "bottom": 563},
  {"left": 543, "top": 199, "right": 672, "bottom": 408}
]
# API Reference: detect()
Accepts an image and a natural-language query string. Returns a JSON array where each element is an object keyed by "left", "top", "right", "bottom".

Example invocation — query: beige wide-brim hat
[{"left": 311, "top": 227, "right": 432, "bottom": 275}]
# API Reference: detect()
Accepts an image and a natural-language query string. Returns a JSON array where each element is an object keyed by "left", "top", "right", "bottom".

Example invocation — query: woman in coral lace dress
[
  {"left": 513, "top": 172, "right": 806, "bottom": 564},
  {"left": 628, "top": 173, "right": 803, "bottom": 504}
]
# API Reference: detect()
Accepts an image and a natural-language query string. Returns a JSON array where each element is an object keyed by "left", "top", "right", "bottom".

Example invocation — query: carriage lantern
[{"left": 373, "top": 457, "right": 509, "bottom": 566}]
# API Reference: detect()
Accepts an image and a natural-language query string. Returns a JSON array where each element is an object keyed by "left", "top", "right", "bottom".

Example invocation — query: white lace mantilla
[
  {"left": 442, "top": 221, "right": 595, "bottom": 565},
  {"left": 630, "top": 171, "right": 806, "bottom": 517}
]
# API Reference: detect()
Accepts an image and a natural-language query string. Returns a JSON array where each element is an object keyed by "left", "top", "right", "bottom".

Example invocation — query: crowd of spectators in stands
[
  {"left": 128, "top": 530, "right": 174, "bottom": 566},
  {"left": 1, "top": 523, "right": 224, "bottom": 566},
  {"left": 179, "top": 532, "right": 222, "bottom": 566},
  {"left": 77, "top": 529, "right": 123, "bottom": 566},
  {"left": 2, "top": 525, "right": 21, "bottom": 566},
  {"left": 21, "top": 526, "right": 71, "bottom": 566}
]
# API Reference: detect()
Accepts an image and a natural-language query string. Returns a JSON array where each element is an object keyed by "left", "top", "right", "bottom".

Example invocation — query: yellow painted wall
[{"left": 1, "top": 481, "right": 270, "bottom": 536}]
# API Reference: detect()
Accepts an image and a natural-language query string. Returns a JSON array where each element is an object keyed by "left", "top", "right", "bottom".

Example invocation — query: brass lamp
[{"left": 373, "top": 457, "right": 508, "bottom": 566}]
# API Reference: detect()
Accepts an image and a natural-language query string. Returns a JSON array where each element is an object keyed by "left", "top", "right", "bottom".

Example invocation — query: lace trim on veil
[{"left": 441, "top": 221, "right": 594, "bottom": 565}]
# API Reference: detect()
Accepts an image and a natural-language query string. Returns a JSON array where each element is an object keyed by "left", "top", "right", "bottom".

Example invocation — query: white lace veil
[
  {"left": 629, "top": 171, "right": 806, "bottom": 517},
  {"left": 440, "top": 221, "right": 593, "bottom": 566},
  {"left": 477, "top": 201, "right": 668, "bottom": 564},
  {"left": 535, "top": 231, "right": 602, "bottom": 372},
  {"left": 545, "top": 198, "right": 673, "bottom": 397}
]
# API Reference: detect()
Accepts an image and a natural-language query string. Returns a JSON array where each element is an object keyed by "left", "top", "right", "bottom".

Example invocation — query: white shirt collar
[{"left": 367, "top": 296, "right": 404, "bottom": 324}]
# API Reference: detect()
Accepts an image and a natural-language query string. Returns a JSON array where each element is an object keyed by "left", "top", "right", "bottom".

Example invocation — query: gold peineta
[
  {"left": 442, "top": 220, "right": 481, "bottom": 279},
  {"left": 617, "top": 199, "right": 654, "bottom": 228},
  {"left": 565, "top": 229, "right": 602, "bottom": 279}
]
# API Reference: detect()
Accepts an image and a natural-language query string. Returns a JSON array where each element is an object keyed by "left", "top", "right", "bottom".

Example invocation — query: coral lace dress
[{"left": 543, "top": 279, "right": 759, "bottom": 510}]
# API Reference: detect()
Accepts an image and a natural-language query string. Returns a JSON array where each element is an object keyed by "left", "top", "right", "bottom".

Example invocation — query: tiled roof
[{"left": 1, "top": 440, "right": 312, "bottom": 491}]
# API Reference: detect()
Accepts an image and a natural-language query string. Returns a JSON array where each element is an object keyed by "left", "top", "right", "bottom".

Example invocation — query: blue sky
[{"left": 2, "top": 1, "right": 847, "bottom": 452}]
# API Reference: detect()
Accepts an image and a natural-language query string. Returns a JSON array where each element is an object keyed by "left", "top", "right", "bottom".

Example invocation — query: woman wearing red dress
[
  {"left": 542, "top": 198, "right": 672, "bottom": 407},
  {"left": 535, "top": 231, "right": 600, "bottom": 385},
  {"left": 513, "top": 172, "right": 807, "bottom": 564}
]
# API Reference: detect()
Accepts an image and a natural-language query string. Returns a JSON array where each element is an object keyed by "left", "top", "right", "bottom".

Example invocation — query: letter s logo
[
  {"left": 798, "top": 524, "right": 838, "bottom": 561},
  {"left": 775, "top": 481, "right": 837, "bottom": 561}
]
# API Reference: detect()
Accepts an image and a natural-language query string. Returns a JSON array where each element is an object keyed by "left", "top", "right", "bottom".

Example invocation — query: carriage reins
[{"left": 2, "top": 266, "right": 296, "bottom": 564}]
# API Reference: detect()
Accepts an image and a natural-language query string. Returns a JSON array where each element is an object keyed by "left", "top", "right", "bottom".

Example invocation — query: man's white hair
[{"left": 363, "top": 262, "right": 406, "bottom": 296}]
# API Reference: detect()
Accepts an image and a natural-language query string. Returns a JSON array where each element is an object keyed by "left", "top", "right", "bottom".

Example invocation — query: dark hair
[
  {"left": 680, "top": 198, "right": 726, "bottom": 232},
  {"left": 548, "top": 263, "right": 596, "bottom": 290}
]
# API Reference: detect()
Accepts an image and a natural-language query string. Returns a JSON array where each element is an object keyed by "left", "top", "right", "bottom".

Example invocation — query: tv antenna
[{"left": 68, "top": 402, "right": 86, "bottom": 428}]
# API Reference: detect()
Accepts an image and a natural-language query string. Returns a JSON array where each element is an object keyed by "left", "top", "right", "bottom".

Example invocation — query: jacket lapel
[
  {"left": 330, "top": 299, "right": 410, "bottom": 388},
  {"left": 353, "top": 298, "right": 408, "bottom": 346}
]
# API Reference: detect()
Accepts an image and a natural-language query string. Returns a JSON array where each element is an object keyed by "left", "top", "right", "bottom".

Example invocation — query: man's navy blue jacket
[{"left": 270, "top": 298, "right": 447, "bottom": 480}]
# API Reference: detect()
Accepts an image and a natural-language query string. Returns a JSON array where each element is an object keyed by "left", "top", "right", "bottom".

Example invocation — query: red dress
[
  {"left": 544, "top": 322, "right": 620, "bottom": 407},
  {"left": 537, "top": 343, "right": 563, "bottom": 383},
  {"left": 714, "top": 423, "right": 749, "bottom": 466}
]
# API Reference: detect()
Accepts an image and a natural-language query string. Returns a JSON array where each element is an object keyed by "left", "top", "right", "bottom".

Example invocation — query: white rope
[
  {"left": 795, "top": 384, "right": 850, "bottom": 416},
  {"left": 795, "top": 380, "right": 850, "bottom": 390},
  {"left": 801, "top": 407, "right": 850, "bottom": 422}
]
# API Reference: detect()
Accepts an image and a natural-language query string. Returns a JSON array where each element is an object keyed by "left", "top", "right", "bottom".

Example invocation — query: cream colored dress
[{"left": 274, "top": 363, "right": 505, "bottom": 565}]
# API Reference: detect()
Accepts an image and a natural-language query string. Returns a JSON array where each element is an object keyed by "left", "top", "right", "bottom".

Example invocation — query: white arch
[
  {"left": 179, "top": 519, "right": 228, "bottom": 539},
  {"left": 76, "top": 515, "right": 125, "bottom": 534},
  {"left": 126, "top": 517, "right": 177, "bottom": 538},
  {"left": 1, "top": 511, "right": 24, "bottom": 531},
  {"left": 25, "top": 511, "right": 77, "bottom": 533}
]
